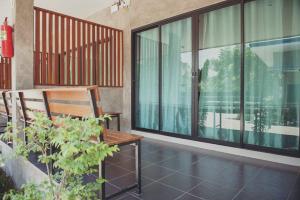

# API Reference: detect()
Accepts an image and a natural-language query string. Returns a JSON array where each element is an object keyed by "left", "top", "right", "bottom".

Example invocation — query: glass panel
[
  {"left": 198, "top": 5, "right": 241, "bottom": 142},
  {"left": 244, "top": 0, "right": 300, "bottom": 150},
  {"left": 135, "top": 28, "right": 159, "bottom": 130},
  {"left": 161, "top": 18, "right": 192, "bottom": 135}
]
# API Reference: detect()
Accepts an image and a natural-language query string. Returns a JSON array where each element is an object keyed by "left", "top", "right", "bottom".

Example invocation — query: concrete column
[
  {"left": 11, "top": 0, "right": 34, "bottom": 133},
  {"left": 0, "top": 0, "right": 39, "bottom": 188},
  {"left": 11, "top": 0, "right": 34, "bottom": 90}
]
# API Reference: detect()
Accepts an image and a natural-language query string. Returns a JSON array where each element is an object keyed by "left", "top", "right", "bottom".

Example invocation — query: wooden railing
[
  {"left": 0, "top": 57, "right": 11, "bottom": 89},
  {"left": 34, "top": 7, "right": 124, "bottom": 87}
]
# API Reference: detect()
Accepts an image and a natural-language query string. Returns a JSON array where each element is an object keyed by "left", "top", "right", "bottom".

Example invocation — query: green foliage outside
[{"left": 0, "top": 113, "right": 119, "bottom": 200}]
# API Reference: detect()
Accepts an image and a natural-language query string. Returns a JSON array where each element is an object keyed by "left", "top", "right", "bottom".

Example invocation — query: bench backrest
[
  {"left": 0, "top": 91, "right": 12, "bottom": 119},
  {"left": 13, "top": 86, "right": 105, "bottom": 126}
]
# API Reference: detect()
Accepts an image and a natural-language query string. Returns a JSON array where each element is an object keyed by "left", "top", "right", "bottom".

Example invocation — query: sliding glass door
[
  {"left": 134, "top": 28, "right": 159, "bottom": 130},
  {"left": 161, "top": 18, "right": 192, "bottom": 135},
  {"left": 243, "top": 0, "right": 300, "bottom": 150},
  {"left": 133, "top": 0, "right": 300, "bottom": 156},
  {"left": 198, "top": 5, "right": 241, "bottom": 143}
]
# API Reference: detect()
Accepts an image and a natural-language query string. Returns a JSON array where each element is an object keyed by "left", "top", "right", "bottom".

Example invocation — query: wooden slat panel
[
  {"left": 109, "top": 29, "right": 113, "bottom": 86},
  {"left": 92, "top": 25, "right": 96, "bottom": 85},
  {"left": 0, "top": 58, "right": 3, "bottom": 89},
  {"left": 77, "top": 21, "right": 81, "bottom": 85},
  {"left": 33, "top": 7, "right": 124, "bottom": 88},
  {"left": 55, "top": 15, "right": 59, "bottom": 84},
  {"left": 82, "top": 22, "right": 86, "bottom": 85},
  {"left": 66, "top": 17, "right": 71, "bottom": 85},
  {"left": 35, "top": 10, "right": 40, "bottom": 85},
  {"left": 121, "top": 31, "right": 124, "bottom": 86},
  {"left": 87, "top": 24, "right": 91, "bottom": 85},
  {"left": 48, "top": 13, "right": 53, "bottom": 84},
  {"left": 46, "top": 90, "right": 89, "bottom": 101},
  {"left": 117, "top": 31, "right": 121, "bottom": 87},
  {"left": 113, "top": 30, "right": 117, "bottom": 86},
  {"left": 60, "top": 16, "right": 65, "bottom": 84},
  {"left": 101, "top": 27, "right": 105, "bottom": 86},
  {"left": 72, "top": 19, "right": 76, "bottom": 85},
  {"left": 96, "top": 26, "right": 100, "bottom": 85},
  {"left": 105, "top": 28, "right": 109, "bottom": 86},
  {"left": 42, "top": 11, "right": 47, "bottom": 84},
  {"left": 48, "top": 103, "right": 92, "bottom": 117}
]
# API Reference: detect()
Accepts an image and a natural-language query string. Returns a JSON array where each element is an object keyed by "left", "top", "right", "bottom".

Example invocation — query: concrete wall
[
  {"left": 0, "top": 142, "right": 48, "bottom": 188},
  {"left": 0, "top": 0, "right": 13, "bottom": 25},
  {"left": 86, "top": 0, "right": 225, "bottom": 130}
]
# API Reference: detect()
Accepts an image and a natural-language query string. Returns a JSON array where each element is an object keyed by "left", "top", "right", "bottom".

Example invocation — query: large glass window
[
  {"left": 198, "top": 5, "right": 241, "bottom": 143},
  {"left": 244, "top": 0, "right": 300, "bottom": 150},
  {"left": 133, "top": 0, "right": 300, "bottom": 156},
  {"left": 161, "top": 18, "right": 192, "bottom": 135},
  {"left": 135, "top": 28, "right": 159, "bottom": 130}
]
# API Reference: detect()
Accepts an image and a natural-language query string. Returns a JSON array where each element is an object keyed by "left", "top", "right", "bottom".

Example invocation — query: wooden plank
[
  {"left": 92, "top": 25, "right": 96, "bottom": 85},
  {"left": 48, "top": 13, "right": 53, "bottom": 84},
  {"left": 121, "top": 31, "right": 124, "bottom": 87},
  {"left": 87, "top": 24, "right": 91, "bottom": 85},
  {"left": 55, "top": 15, "right": 59, "bottom": 84},
  {"left": 77, "top": 21, "right": 81, "bottom": 85},
  {"left": 103, "top": 131, "right": 143, "bottom": 146},
  {"left": 42, "top": 11, "right": 47, "bottom": 85},
  {"left": 72, "top": 19, "right": 76, "bottom": 85},
  {"left": 66, "top": 17, "right": 71, "bottom": 85},
  {"left": 8, "top": 59, "right": 11, "bottom": 89},
  {"left": 22, "top": 91, "right": 44, "bottom": 100},
  {"left": 96, "top": 26, "right": 100, "bottom": 86},
  {"left": 117, "top": 31, "right": 120, "bottom": 87},
  {"left": 113, "top": 30, "right": 117, "bottom": 86},
  {"left": 35, "top": 10, "right": 40, "bottom": 85},
  {"left": 23, "top": 101, "right": 46, "bottom": 112},
  {"left": 82, "top": 22, "right": 86, "bottom": 85},
  {"left": 46, "top": 90, "right": 89, "bottom": 101},
  {"left": 101, "top": 27, "right": 105, "bottom": 86},
  {"left": 48, "top": 103, "right": 92, "bottom": 117},
  {"left": 105, "top": 28, "right": 109, "bottom": 86},
  {"left": 60, "top": 16, "right": 65, "bottom": 85},
  {"left": 0, "top": 58, "right": 3, "bottom": 89},
  {"left": 109, "top": 28, "right": 113, "bottom": 87}
]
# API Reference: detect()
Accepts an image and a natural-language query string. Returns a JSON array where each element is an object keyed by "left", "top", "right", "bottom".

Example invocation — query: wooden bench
[
  {"left": 0, "top": 91, "right": 12, "bottom": 134},
  {"left": 12, "top": 86, "right": 142, "bottom": 199}
]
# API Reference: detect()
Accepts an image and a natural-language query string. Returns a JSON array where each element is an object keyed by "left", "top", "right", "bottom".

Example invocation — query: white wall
[{"left": 0, "top": 0, "right": 13, "bottom": 25}]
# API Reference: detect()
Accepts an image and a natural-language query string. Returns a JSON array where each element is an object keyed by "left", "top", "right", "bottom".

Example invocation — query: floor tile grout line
[
  {"left": 173, "top": 181, "right": 208, "bottom": 200},
  {"left": 286, "top": 171, "right": 300, "bottom": 200},
  {"left": 231, "top": 164, "right": 266, "bottom": 200}
]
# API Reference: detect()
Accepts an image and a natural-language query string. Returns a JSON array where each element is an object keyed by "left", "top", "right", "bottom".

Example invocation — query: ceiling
[{"left": 34, "top": 0, "right": 115, "bottom": 18}]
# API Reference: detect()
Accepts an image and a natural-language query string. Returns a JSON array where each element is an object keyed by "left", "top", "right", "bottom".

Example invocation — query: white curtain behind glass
[
  {"left": 136, "top": 29, "right": 159, "bottom": 130},
  {"left": 161, "top": 18, "right": 192, "bottom": 135}
]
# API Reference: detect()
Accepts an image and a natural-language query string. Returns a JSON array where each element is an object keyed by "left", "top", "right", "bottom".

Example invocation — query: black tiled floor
[
  {"left": 177, "top": 193, "right": 203, "bottom": 200},
  {"left": 188, "top": 181, "right": 239, "bottom": 200},
  {"left": 13, "top": 131, "right": 300, "bottom": 200},
  {"left": 159, "top": 172, "right": 202, "bottom": 192},
  {"left": 137, "top": 182, "right": 182, "bottom": 200}
]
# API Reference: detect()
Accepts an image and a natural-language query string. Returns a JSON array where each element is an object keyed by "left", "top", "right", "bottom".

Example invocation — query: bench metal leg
[
  {"left": 117, "top": 115, "right": 120, "bottom": 131},
  {"left": 106, "top": 119, "right": 110, "bottom": 129},
  {"left": 99, "top": 160, "right": 106, "bottom": 200},
  {"left": 135, "top": 141, "right": 142, "bottom": 194}
]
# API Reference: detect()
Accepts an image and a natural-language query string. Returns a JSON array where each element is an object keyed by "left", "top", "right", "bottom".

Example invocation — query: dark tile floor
[
  {"left": 87, "top": 138, "right": 300, "bottom": 200},
  {"left": 1, "top": 116, "right": 300, "bottom": 200}
]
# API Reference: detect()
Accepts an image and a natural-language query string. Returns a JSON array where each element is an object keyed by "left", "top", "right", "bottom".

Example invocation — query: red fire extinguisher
[{"left": 0, "top": 17, "right": 14, "bottom": 58}]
